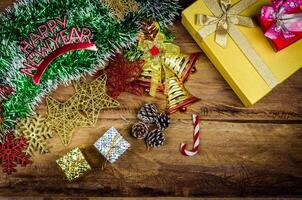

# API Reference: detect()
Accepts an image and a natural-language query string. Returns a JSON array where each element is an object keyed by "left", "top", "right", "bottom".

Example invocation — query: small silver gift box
[{"left": 94, "top": 127, "right": 130, "bottom": 163}]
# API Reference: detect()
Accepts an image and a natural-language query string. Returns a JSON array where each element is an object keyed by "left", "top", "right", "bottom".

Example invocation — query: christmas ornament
[
  {"left": 74, "top": 75, "right": 120, "bottom": 125},
  {"left": 124, "top": 21, "right": 175, "bottom": 61},
  {"left": 56, "top": 147, "right": 91, "bottom": 181},
  {"left": 131, "top": 121, "right": 149, "bottom": 139},
  {"left": 97, "top": 54, "right": 144, "bottom": 98},
  {"left": 46, "top": 95, "right": 91, "bottom": 147},
  {"left": 94, "top": 127, "right": 130, "bottom": 164},
  {"left": 129, "top": 23, "right": 199, "bottom": 114},
  {"left": 0, "top": 131, "right": 31, "bottom": 175},
  {"left": 137, "top": 103, "right": 159, "bottom": 124},
  {"left": 0, "top": 0, "right": 180, "bottom": 138},
  {"left": 135, "top": 28, "right": 198, "bottom": 96},
  {"left": 140, "top": 21, "right": 161, "bottom": 40},
  {"left": 146, "top": 129, "right": 165, "bottom": 148},
  {"left": 180, "top": 114, "right": 200, "bottom": 157},
  {"left": 102, "top": 0, "right": 140, "bottom": 21},
  {"left": 164, "top": 68, "right": 199, "bottom": 114},
  {"left": 136, "top": 32, "right": 181, "bottom": 96},
  {"left": 46, "top": 75, "right": 119, "bottom": 146},
  {"left": 163, "top": 54, "right": 199, "bottom": 82},
  {"left": 132, "top": 103, "right": 169, "bottom": 148},
  {"left": 18, "top": 15, "right": 98, "bottom": 85},
  {"left": 156, "top": 113, "right": 170, "bottom": 130},
  {"left": 16, "top": 114, "right": 53, "bottom": 156},
  {"left": 138, "top": 20, "right": 176, "bottom": 44}
]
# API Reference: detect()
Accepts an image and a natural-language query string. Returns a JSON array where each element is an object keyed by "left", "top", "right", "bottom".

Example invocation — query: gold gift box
[{"left": 182, "top": 0, "right": 302, "bottom": 106}]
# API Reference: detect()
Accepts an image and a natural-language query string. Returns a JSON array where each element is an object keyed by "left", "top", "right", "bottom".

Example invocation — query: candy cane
[{"left": 180, "top": 114, "right": 200, "bottom": 157}]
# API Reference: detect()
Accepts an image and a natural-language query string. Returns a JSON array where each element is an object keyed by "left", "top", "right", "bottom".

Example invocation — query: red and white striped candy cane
[{"left": 180, "top": 114, "right": 200, "bottom": 157}]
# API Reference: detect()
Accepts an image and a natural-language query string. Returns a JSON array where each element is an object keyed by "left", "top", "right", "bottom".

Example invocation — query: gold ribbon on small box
[
  {"left": 196, "top": 0, "right": 278, "bottom": 88},
  {"left": 102, "top": 134, "right": 121, "bottom": 169}
]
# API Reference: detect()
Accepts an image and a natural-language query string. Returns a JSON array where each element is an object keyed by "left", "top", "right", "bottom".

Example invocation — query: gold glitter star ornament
[
  {"left": 102, "top": 0, "right": 139, "bottom": 21},
  {"left": 46, "top": 94, "right": 91, "bottom": 146},
  {"left": 45, "top": 75, "right": 120, "bottom": 147},
  {"left": 75, "top": 75, "right": 120, "bottom": 126},
  {"left": 56, "top": 147, "right": 91, "bottom": 181}
]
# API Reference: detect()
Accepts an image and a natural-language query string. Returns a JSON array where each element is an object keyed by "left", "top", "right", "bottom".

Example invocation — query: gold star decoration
[
  {"left": 16, "top": 114, "right": 53, "bottom": 156},
  {"left": 74, "top": 75, "right": 120, "bottom": 126},
  {"left": 46, "top": 94, "right": 91, "bottom": 146},
  {"left": 102, "top": 0, "right": 139, "bottom": 21},
  {"left": 46, "top": 75, "right": 120, "bottom": 146}
]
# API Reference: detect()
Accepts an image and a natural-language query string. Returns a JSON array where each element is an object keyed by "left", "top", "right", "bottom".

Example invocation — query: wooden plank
[
  {"left": 0, "top": 0, "right": 12, "bottom": 11},
  {"left": 0, "top": 198, "right": 299, "bottom": 200},
  {"left": 0, "top": 0, "right": 301, "bottom": 198},
  {"left": 0, "top": 120, "right": 301, "bottom": 197}
]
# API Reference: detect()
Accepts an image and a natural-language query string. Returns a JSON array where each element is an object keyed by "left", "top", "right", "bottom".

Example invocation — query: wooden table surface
[{"left": 1, "top": 0, "right": 302, "bottom": 198}]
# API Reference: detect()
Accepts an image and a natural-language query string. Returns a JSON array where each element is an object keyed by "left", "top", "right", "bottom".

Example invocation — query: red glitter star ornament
[
  {"left": 95, "top": 54, "right": 145, "bottom": 98},
  {"left": 0, "top": 131, "right": 32, "bottom": 175}
]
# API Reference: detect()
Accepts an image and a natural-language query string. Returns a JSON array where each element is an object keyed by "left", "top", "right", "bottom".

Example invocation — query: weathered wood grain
[
  {"left": 0, "top": 0, "right": 302, "bottom": 198},
  {"left": 0, "top": 120, "right": 301, "bottom": 197}
]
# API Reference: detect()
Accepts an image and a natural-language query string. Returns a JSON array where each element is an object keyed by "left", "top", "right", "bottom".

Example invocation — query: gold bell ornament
[
  {"left": 164, "top": 67, "right": 199, "bottom": 114},
  {"left": 135, "top": 55, "right": 165, "bottom": 94},
  {"left": 163, "top": 53, "right": 199, "bottom": 82},
  {"left": 136, "top": 31, "right": 198, "bottom": 97},
  {"left": 136, "top": 32, "right": 175, "bottom": 95}
]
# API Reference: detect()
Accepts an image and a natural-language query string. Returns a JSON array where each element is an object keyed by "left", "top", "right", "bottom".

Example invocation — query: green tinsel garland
[{"left": 0, "top": 0, "right": 180, "bottom": 138}]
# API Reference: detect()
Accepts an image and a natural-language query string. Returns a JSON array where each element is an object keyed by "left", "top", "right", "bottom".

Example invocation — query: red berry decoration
[
  {"left": 149, "top": 45, "right": 160, "bottom": 56},
  {"left": 0, "top": 131, "right": 32, "bottom": 175}
]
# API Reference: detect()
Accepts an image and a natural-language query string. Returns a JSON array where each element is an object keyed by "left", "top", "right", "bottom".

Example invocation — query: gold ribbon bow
[
  {"left": 138, "top": 33, "right": 180, "bottom": 96},
  {"left": 196, "top": 0, "right": 278, "bottom": 88},
  {"left": 102, "top": 134, "right": 122, "bottom": 169},
  {"left": 105, "top": 134, "right": 121, "bottom": 160},
  {"left": 139, "top": 32, "right": 180, "bottom": 58}
]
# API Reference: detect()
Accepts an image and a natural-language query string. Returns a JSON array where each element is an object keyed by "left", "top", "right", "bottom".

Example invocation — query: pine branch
[{"left": 0, "top": 0, "right": 180, "bottom": 139}]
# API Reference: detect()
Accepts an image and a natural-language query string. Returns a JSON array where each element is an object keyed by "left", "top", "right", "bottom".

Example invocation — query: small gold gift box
[{"left": 56, "top": 148, "right": 91, "bottom": 181}]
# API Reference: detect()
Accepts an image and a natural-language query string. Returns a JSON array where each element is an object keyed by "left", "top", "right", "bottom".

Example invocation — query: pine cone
[
  {"left": 146, "top": 129, "right": 165, "bottom": 148},
  {"left": 156, "top": 113, "right": 170, "bottom": 130},
  {"left": 132, "top": 121, "right": 148, "bottom": 139},
  {"left": 137, "top": 103, "right": 158, "bottom": 124},
  {"left": 141, "top": 20, "right": 159, "bottom": 40}
]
